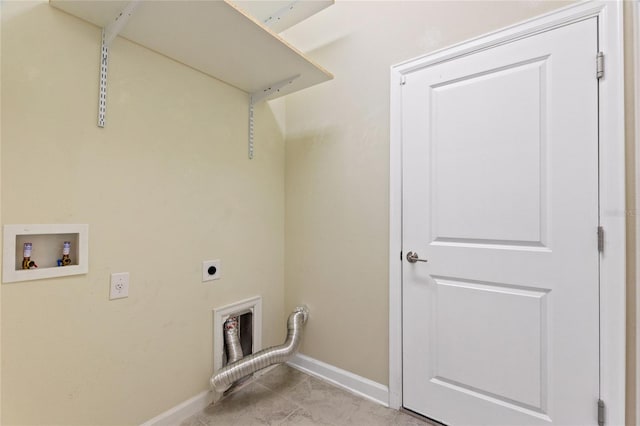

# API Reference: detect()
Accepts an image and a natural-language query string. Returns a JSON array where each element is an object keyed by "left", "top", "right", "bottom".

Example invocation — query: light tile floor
[{"left": 181, "top": 365, "right": 428, "bottom": 426}]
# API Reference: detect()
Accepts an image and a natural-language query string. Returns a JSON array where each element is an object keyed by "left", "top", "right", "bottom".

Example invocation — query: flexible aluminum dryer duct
[
  {"left": 223, "top": 316, "right": 244, "bottom": 365},
  {"left": 210, "top": 305, "right": 309, "bottom": 393}
]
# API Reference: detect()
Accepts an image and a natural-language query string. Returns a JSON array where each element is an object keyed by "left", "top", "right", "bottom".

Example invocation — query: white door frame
[{"left": 389, "top": 1, "right": 626, "bottom": 424}]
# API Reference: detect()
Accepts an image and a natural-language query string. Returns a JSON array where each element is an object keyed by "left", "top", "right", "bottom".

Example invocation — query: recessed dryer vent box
[
  {"left": 213, "top": 296, "right": 262, "bottom": 374},
  {"left": 3, "top": 224, "right": 89, "bottom": 283}
]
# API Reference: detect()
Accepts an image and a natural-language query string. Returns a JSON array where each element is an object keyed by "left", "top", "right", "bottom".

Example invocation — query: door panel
[
  {"left": 433, "top": 278, "right": 547, "bottom": 410},
  {"left": 402, "top": 18, "right": 598, "bottom": 426},
  {"left": 431, "top": 59, "right": 546, "bottom": 245}
]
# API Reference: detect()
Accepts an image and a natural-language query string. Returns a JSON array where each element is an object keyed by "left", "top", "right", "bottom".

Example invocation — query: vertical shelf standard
[{"left": 49, "top": 0, "right": 334, "bottom": 159}]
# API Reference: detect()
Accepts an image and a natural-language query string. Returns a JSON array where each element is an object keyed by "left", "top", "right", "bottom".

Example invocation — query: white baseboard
[
  {"left": 287, "top": 353, "right": 390, "bottom": 407},
  {"left": 140, "top": 390, "right": 213, "bottom": 426},
  {"left": 141, "top": 355, "right": 389, "bottom": 426}
]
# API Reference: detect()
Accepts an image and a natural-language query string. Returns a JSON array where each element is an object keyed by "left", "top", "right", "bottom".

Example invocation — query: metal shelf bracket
[
  {"left": 248, "top": 75, "right": 300, "bottom": 159},
  {"left": 97, "top": 0, "right": 140, "bottom": 128},
  {"left": 262, "top": 0, "right": 300, "bottom": 28}
]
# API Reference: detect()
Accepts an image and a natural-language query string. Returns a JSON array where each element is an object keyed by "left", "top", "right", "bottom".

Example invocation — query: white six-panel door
[{"left": 402, "top": 17, "right": 599, "bottom": 425}]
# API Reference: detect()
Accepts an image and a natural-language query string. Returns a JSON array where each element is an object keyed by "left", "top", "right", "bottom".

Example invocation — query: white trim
[
  {"left": 388, "top": 67, "right": 403, "bottom": 410},
  {"left": 596, "top": 2, "right": 626, "bottom": 425},
  {"left": 140, "top": 353, "right": 387, "bottom": 426},
  {"left": 139, "top": 390, "right": 212, "bottom": 426},
  {"left": 287, "top": 353, "right": 389, "bottom": 407},
  {"left": 212, "top": 296, "right": 263, "bottom": 374},
  {"left": 389, "top": 1, "right": 626, "bottom": 424},
  {"left": 392, "top": 2, "right": 608, "bottom": 75}
]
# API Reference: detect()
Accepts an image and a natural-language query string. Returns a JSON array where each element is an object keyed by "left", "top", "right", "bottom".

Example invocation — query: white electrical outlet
[
  {"left": 110, "top": 272, "right": 129, "bottom": 300},
  {"left": 202, "top": 259, "right": 221, "bottom": 282}
]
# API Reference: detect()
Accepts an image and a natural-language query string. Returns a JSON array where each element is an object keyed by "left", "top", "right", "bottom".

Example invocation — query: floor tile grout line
[
  {"left": 259, "top": 370, "right": 312, "bottom": 408},
  {"left": 277, "top": 406, "right": 303, "bottom": 425}
]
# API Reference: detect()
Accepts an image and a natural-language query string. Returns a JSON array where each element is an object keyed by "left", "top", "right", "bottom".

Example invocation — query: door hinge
[
  {"left": 400, "top": 251, "right": 403, "bottom": 260},
  {"left": 598, "top": 399, "right": 605, "bottom": 426},
  {"left": 400, "top": 75, "right": 407, "bottom": 86},
  {"left": 596, "top": 51, "right": 604, "bottom": 79},
  {"left": 598, "top": 226, "right": 604, "bottom": 253}
]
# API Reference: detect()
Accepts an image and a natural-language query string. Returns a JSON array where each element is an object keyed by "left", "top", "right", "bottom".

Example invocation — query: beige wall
[
  {"left": 283, "top": 4, "right": 637, "bottom": 421},
  {"left": 625, "top": 1, "right": 638, "bottom": 423},
  {"left": 283, "top": 0, "right": 574, "bottom": 387},
  {"left": 2, "top": 0, "right": 638, "bottom": 425},
  {"left": 1, "top": 2, "right": 285, "bottom": 424}
]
